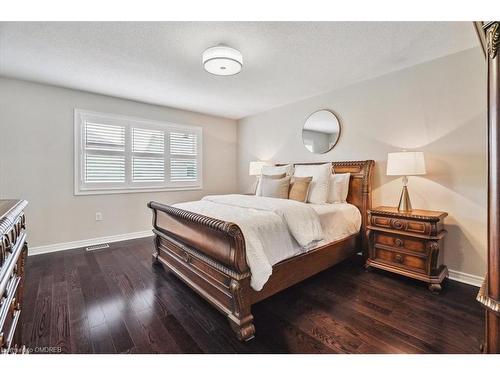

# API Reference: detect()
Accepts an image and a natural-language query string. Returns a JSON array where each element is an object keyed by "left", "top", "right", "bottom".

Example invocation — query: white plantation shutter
[
  {"left": 170, "top": 132, "right": 197, "bottom": 156},
  {"left": 75, "top": 109, "right": 202, "bottom": 194},
  {"left": 132, "top": 128, "right": 165, "bottom": 182},
  {"left": 132, "top": 156, "right": 165, "bottom": 182},
  {"left": 85, "top": 154, "right": 125, "bottom": 183},
  {"left": 169, "top": 131, "right": 198, "bottom": 182},
  {"left": 171, "top": 159, "right": 198, "bottom": 182},
  {"left": 85, "top": 123, "right": 125, "bottom": 151},
  {"left": 132, "top": 128, "right": 164, "bottom": 154},
  {"left": 84, "top": 123, "right": 126, "bottom": 184}
]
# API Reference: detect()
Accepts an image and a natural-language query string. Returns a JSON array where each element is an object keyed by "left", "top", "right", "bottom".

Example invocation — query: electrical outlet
[{"left": 95, "top": 212, "right": 103, "bottom": 221}]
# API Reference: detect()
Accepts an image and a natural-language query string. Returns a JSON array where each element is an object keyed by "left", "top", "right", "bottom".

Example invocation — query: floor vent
[{"left": 86, "top": 243, "right": 110, "bottom": 251}]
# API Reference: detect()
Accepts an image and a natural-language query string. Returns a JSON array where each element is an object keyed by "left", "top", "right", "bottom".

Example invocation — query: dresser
[
  {"left": 366, "top": 206, "right": 448, "bottom": 293},
  {"left": 0, "top": 200, "right": 28, "bottom": 353}
]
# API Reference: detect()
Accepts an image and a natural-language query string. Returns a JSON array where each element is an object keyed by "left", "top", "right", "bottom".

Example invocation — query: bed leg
[
  {"left": 152, "top": 252, "right": 161, "bottom": 266},
  {"left": 228, "top": 314, "right": 255, "bottom": 342},
  {"left": 228, "top": 279, "right": 255, "bottom": 341},
  {"left": 152, "top": 234, "right": 161, "bottom": 266}
]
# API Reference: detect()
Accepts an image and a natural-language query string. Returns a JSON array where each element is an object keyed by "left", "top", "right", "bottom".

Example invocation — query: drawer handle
[
  {"left": 392, "top": 220, "right": 405, "bottom": 230},
  {"left": 394, "top": 238, "right": 404, "bottom": 247},
  {"left": 182, "top": 251, "right": 191, "bottom": 263},
  {"left": 394, "top": 254, "right": 404, "bottom": 263}
]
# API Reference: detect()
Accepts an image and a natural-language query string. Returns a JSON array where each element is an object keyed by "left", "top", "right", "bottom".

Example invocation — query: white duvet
[{"left": 174, "top": 194, "right": 360, "bottom": 291}]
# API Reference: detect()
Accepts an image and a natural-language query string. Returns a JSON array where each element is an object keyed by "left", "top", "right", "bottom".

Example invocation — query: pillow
[
  {"left": 328, "top": 173, "right": 351, "bottom": 203},
  {"left": 256, "top": 164, "right": 293, "bottom": 196},
  {"left": 293, "top": 163, "right": 331, "bottom": 204},
  {"left": 256, "top": 173, "right": 286, "bottom": 196},
  {"left": 261, "top": 164, "right": 294, "bottom": 177},
  {"left": 288, "top": 176, "right": 313, "bottom": 203},
  {"left": 260, "top": 175, "right": 291, "bottom": 199}
]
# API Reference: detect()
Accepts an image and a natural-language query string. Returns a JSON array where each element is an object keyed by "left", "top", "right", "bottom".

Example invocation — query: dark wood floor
[{"left": 21, "top": 237, "right": 484, "bottom": 353}]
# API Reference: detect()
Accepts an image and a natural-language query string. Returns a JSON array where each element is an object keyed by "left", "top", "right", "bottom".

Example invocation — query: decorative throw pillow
[
  {"left": 288, "top": 176, "right": 313, "bottom": 202},
  {"left": 256, "top": 164, "right": 293, "bottom": 196},
  {"left": 293, "top": 163, "right": 331, "bottom": 204},
  {"left": 256, "top": 173, "right": 286, "bottom": 196},
  {"left": 328, "top": 173, "right": 351, "bottom": 203},
  {"left": 260, "top": 175, "right": 291, "bottom": 199}
]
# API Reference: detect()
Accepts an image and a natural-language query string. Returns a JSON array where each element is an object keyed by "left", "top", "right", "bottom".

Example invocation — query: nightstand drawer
[
  {"left": 374, "top": 248, "right": 427, "bottom": 273},
  {"left": 371, "top": 215, "right": 431, "bottom": 235},
  {"left": 374, "top": 232, "right": 426, "bottom": 254}
]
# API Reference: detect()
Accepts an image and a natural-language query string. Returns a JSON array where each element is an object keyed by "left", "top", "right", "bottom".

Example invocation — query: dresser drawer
[
  {"left": 373, "top": 232, "right": 427, "bottom": 254},
  {"left": 371, "top": 215, "right": 432, "bottom": 235},
  {"left": 374, "top": 247, "right": 427, "bottom": 273}
]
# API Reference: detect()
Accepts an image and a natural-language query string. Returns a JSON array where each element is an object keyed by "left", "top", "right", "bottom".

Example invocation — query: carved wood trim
[
  {"left": 149, "top": 201, "right": 243, "bottom": 236},
  {"left": 485, "top": 21, "right": 500, "bottom": 59},
  {"left": 478, "top": 276, "right": 500, "bottom": 314},
  {"left": 369, "top": 209, "right": 443, "bottom": 222}
]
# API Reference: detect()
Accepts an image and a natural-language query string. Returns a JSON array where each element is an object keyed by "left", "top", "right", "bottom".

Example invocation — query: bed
[{"left": 148, "top": 160, "right": 374, "bottom": 341}]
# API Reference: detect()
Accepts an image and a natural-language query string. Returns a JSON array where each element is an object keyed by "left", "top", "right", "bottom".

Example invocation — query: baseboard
[
  {"left": 448, "top": 269, "right": 484, "bottom": 287},
  {"left": 28, "top": 230, "right": 153, "bottom": 256}
]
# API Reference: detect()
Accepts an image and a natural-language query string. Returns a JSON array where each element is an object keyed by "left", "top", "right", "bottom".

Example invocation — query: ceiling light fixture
[{"left": 202, "top": 45, "right": 243, "bottom": 76}]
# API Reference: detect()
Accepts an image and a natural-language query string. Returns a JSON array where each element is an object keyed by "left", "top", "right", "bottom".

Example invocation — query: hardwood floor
[{"left": 21, "top": 237, "right": 484, "bottom": 353}]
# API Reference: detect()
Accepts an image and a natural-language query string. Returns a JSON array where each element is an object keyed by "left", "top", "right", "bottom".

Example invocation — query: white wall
[
  {"left": 0, "top": 78, "right": 238, "bottom": 248},
  {"left": 238, "top": 47, "right": 487, "bottom": 278}
]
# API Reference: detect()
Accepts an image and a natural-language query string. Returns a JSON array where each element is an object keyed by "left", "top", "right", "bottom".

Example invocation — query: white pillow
[
  {"left": 328, "top": 173, "right": 350, "bottom": 203},
  {"left": 256, "top": 164, "right": 294, "bottom": 195},
  {"left": 261, "top": 164, "right": 294, "bottom": 177},
  {"left": 293, "top": 163, "right": 331, "bottom": 204},
  {"left": 255, "top": 173, "right": 285, "bottom": 196}
]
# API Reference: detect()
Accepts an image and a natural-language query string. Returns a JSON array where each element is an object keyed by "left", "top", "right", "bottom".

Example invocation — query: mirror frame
[{"left": 302, "top": 109, "right": 342, "bottom": 154}]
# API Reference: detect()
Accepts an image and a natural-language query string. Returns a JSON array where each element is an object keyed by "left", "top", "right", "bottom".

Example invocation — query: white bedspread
[
  {"left": 173, "top": 194, "right": 360, "bottom": 291},
  {"left": 202, "top": 195, "right": 323, "bottom": 247}
]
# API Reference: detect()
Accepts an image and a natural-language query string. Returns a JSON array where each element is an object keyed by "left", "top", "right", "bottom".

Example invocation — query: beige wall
[
  {"left": 0, "top": 78, "right": 238, "bottom": 248},
  {"left": 238, "top": 47, "right": 487, "bottom": 278}
]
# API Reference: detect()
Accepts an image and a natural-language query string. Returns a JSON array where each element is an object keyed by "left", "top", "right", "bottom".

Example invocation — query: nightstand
[{"left": 366, "top": 206, "right": 448, "bottom": 294}]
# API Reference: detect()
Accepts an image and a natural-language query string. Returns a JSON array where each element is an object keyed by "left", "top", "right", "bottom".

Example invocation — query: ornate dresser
[
  {"left": 0, "top": 200, "right": 28, "bottom": 353},
  {"left": 366, "top": 206, "right": 448, "bottom": 294}
]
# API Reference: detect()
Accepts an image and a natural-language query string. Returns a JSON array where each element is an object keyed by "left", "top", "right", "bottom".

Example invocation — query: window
[{"left": 74, "top": 109, "right": 202, "bottom": 195}]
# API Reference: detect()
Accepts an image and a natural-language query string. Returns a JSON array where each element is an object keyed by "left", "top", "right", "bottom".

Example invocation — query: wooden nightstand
[{"left": 366, "top": 206, "right": 448, "bottom": 293}]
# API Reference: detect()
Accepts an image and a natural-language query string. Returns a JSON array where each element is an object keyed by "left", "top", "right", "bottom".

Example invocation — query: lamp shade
[
  {"left": 386, "top": 152, "right": 426, "bottom": 176},
  {"left": 249, "top": 161, "right": 269, "bottom": 176},
  {"left": 203, "top": 45, "right": 243, "bottom": 76}
]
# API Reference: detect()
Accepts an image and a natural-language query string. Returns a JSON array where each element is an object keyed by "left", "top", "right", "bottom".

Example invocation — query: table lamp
[
  {"left": 386, "top": 151, "right": 426, "bottom": 212},
  {"left": 249, "top": 161, "right": 269, "bottom": 194}
]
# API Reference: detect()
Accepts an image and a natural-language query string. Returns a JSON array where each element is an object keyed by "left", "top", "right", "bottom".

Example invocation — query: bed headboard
[{"left": 281, "top": 160, "right": 375, "bottom": 254}]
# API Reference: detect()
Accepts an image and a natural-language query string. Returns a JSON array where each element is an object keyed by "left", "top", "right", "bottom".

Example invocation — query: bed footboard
[{"left": 147, "top": 201, "right": 255, "bottom": 341}]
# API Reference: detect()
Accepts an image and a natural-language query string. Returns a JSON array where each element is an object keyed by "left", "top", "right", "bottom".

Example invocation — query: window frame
[{"left": 74, "top": 109, "right": 203, "bottom": 196}]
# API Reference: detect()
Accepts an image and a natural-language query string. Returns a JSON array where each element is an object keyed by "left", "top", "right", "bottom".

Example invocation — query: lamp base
[
  {"left": 253, "top": 176, "right": 261, "bottom": 195},
  {"left": 397, "top": 185, "right": 412, "bottom": 212}
]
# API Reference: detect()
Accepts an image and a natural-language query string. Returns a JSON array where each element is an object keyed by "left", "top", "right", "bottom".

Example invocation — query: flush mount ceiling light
[{"left": 202, "top": 45, "right": 243, "bottom": 76}]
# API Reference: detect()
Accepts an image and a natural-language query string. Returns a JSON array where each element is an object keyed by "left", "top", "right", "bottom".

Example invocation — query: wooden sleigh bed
[{"left": 148, "top": 160, "right": 374, "bottom": 341}]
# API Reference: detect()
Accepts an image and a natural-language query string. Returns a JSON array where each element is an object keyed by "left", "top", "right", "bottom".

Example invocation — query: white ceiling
[{"left": 0, "top": 22, "right": 478, "bottom": 119}]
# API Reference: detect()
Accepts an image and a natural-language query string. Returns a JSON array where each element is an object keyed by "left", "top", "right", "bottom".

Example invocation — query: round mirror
[{"left": 302, "top": 110, "right": 341, "bottom": 154}]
